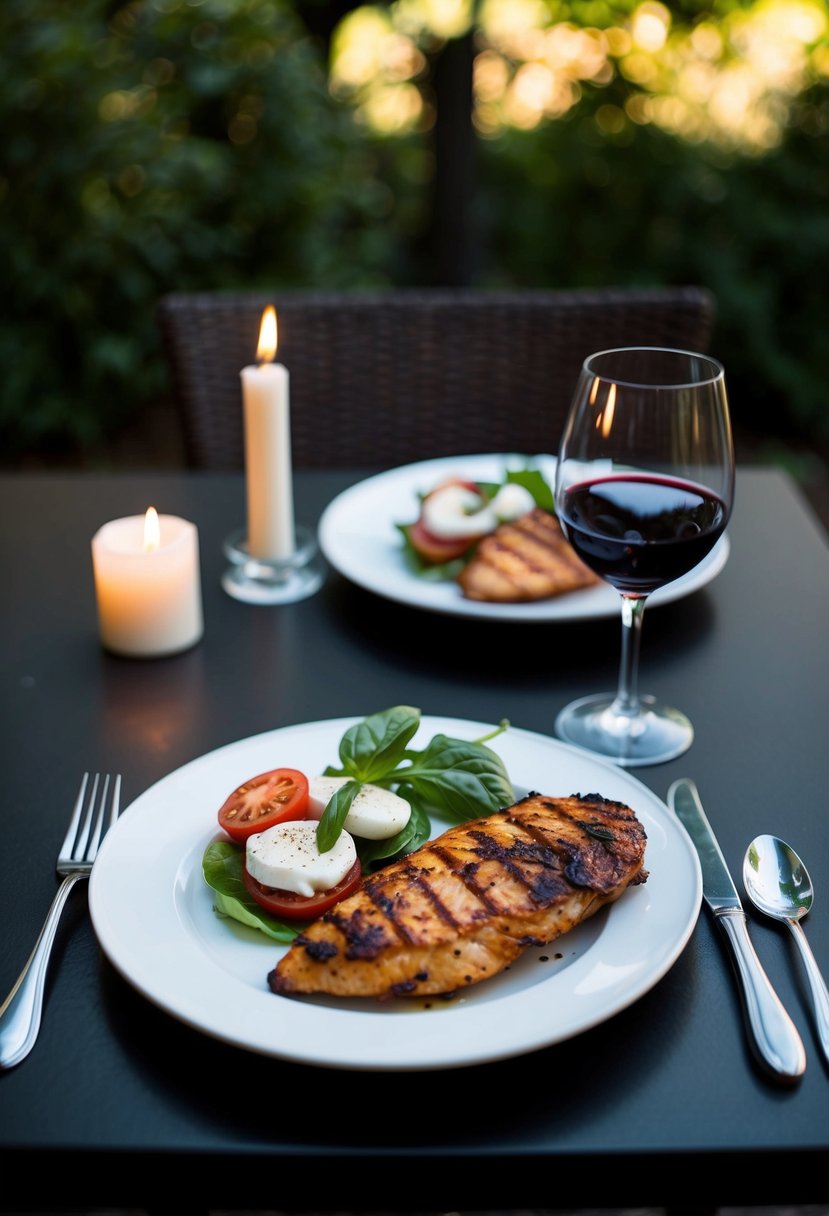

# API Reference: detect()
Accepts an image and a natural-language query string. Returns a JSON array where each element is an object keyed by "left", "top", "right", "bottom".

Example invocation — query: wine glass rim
[{"left": 583, "top": 346, "right": 725, "bottom": 389}]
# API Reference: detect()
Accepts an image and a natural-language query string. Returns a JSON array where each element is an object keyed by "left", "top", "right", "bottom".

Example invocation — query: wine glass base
[
  {"left": 555, "top": 692, "right": 693, "bottom": 767},
  {"left": 221, "top": 525, "right": 324, "bottom": 605}
]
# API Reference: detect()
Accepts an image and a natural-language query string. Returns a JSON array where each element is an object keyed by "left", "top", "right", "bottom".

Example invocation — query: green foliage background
[
  {"left": 1, "top": 0, "right": 395, "bottom": 458},
  {"left": 2, "top": 0, "right": 829, "bottom": 461},
  {"left": 476, "top": 78, "right": 829, "bottom": 446}
]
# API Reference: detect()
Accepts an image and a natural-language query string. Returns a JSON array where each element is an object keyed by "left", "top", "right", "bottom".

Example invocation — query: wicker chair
[{"left": 157, "top": 286, "right": 716, "bottom": 470}]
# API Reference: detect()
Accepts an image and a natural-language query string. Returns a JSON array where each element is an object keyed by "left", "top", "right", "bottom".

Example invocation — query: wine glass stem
[{"left": 613, "top": 595, "right": 647, "bottom": 717}]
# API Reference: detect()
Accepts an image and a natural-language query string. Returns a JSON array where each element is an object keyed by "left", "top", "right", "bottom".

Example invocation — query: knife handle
[{"left": 716, "top": 910, "right": 806, "bottom": 1081}]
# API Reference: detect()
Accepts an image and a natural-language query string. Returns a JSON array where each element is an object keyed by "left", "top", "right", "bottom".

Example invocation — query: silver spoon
[{"left": 743, "top": 834, "right": 829, "bottom": 1067}]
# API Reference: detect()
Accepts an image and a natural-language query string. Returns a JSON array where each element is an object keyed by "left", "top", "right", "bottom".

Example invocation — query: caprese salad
[
  {"left": 398, "top": 464, "right": 555, "bottom": 577},
  {"left": 202, "top": 705, "right": 514, "bottom": 942}
]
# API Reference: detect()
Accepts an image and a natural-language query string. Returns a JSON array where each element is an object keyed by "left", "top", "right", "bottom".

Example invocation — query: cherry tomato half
[
  {"left": 406, "top": 518, "right": 475, "bottom": 564},
  {"left": 431, "top": 476, "right": 481, "bottom": 497},
  {"left": 407, "top": 478, "right": 488, "bottom": 564},
  {"left": 242, "top": 857, "right": 363, "bottom": 920},
  {"left": 218, "top": 768, "right": 309, "bottom": 843}
]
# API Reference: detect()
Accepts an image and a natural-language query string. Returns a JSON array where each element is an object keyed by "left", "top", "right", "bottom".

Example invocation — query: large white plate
[
  {"left": 89, "top": 715, "right": 702, "bottom": 1071},
  {"left": 317, "top": 453, "right": 730, "bottom": 621}
]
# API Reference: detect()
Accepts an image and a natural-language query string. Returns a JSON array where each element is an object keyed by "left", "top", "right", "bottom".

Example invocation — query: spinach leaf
[{"left": 201, "top": 840, "right": 299, "bottom": 943}]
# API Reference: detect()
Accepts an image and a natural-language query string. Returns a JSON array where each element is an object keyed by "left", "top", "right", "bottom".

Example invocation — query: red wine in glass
[{"left": 558, "top": 473, "right": 728, "bottom": 596}]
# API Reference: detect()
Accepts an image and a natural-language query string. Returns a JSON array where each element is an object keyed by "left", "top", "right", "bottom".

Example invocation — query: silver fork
[{"left": 0, "top": 772, "right": 122, "bottom": 1070}]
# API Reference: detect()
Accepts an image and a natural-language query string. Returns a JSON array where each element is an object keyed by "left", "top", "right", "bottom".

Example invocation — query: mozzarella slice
[
  {"left": 421, "top": 484, "right": 496, "bottom": 538},
  {"left": 246, "top": 820, "right": 356, "bottom": 897},
  {"left": 307, "top": 776, "right": 411, "bottom": 840},
  {"left": 490, "top": 482, "right": 535, "bottom": 521}
]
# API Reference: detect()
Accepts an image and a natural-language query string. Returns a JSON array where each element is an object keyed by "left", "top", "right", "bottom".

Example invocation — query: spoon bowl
[
  {"left": 744, "top": 834, "right": 829, "bottom": 1067},
  {"left": 743, "top": 835, "right": 814, "bottom": 922}
]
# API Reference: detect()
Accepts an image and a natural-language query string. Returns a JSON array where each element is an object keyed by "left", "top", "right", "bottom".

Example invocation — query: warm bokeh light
[
  {"left": 631, "top": 3, "right": 671, "bottom": 54},
  {"left": 329, "top": 0, "right": 829, "bottom": 151},
  {"left": 363, "top": 82, "right": 425, "bottom": 133},
  {"left": 394, "top": 0, "right": 474, "bottom": 40}
]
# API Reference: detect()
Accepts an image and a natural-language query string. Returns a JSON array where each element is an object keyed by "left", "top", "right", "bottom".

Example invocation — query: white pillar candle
[
  {"left": 240, "top": 305, "right": 295, "bottom": 561},
  {"left": 91, "top": 509, "right": 204, "bottom": 658}
]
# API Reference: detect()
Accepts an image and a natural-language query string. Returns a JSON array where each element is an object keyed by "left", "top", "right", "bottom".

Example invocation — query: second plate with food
[{"left": 317, "top": 453, "right": 731, "bottom": 621}]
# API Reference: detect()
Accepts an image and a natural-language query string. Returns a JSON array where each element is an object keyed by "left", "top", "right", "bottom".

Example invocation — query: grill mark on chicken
[
  {"left": 327, "top": 900, "right": 402, "bottom": 960},
  {"left": 516, "top": 793, "right": 648, "bottom": 890},
  {"left": 426, "top": 842, "right": 505, "bottom": 914},
  {"left": 361, "top": 863, "right": 465, "bottom": 945},
  {"left": 457, "top": 508, "right": 600, "bottom": 603},
  {"left": 462, "top": 826, "right": 569, "bottom": 906},
  {"left": 269, "top": 792, "right": 648, "bottom": 1001},
  {"left": 405, "top": 855, "right": 493, "bottom": 932}
]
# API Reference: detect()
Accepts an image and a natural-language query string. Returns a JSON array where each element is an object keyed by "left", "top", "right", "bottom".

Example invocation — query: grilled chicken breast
[
  {"left": 457, "top": 507, "right": 599, "bottom": 602},
  {"left": 269, "top": 792, "right": 648, "bottom": 1001}
]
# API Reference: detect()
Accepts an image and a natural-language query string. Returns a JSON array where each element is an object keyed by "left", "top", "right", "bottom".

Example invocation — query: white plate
[
  {"left": 89, "top": 715, "right": 702, "bottom": 1071},
  {"left": 317, "top": 453, "right": 731, "bottom": 621}
]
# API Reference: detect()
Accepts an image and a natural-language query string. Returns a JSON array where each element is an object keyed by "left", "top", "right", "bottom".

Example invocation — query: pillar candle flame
[{"left": 143, "top": 506, "right": 161, "bottom": 552}]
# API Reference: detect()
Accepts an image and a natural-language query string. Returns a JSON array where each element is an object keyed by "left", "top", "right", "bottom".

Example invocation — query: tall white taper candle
[{"left": 240, "top": 306, "right": 295, "bottom": 561}]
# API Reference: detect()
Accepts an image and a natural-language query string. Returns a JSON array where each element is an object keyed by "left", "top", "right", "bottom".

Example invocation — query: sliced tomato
[
  {"left": 218, "top": 768, "right": 309, "bottom": 843},
  {"left": 429, "top": 476, "right": 481, "bottom": 496},
  {"left": 407, "top": 476, "right": 488, "bottom": 563},
  {"left": 406, "top": 518, "right": 475, "bottom": 564},
  {"left": 241, "top": 857, "right": 363, "bottom": 920}
]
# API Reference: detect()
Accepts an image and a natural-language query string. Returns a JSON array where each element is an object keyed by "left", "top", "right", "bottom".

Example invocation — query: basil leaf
[
  {"left": 201, "top": 840, "right": 299, "bottom": 943},
  {"left": 402, "top": 734, "right": 515, "bottom": 822},
  {"left": 584, "top": 823, "right": 616, "bottom": 842},
  {"left": 337, "top": 705, "right": 421, "bottom": 781},
  {"left": 506, "top": 466, "right": 555, "bottom": 512},
  {"left": 315, "top": 779, "right": 362, "bottom": 852}
]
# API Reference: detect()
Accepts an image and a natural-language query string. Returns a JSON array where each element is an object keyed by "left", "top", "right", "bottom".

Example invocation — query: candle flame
[
  {"left": 144, "top": 506, "right": 161, "bottom": 552},
  {"left": 257, "top": 305, "right": 278, "bottom": 364}
]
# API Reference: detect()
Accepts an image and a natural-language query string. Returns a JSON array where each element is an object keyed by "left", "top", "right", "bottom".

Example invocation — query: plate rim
[
  {"left": 317, "top": 452, "right": 731, "bottom": 622},
  {"left": 89, "top": 714, "right": 702, "bottom": 1071}
]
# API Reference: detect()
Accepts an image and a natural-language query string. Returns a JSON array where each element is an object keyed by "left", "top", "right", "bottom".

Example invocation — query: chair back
[{"left": 157, "top": 287, "right": 716, "bottom": 470}]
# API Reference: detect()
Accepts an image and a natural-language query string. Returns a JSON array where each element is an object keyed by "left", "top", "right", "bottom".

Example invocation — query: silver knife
[{"left": 668, "top": 777, "right": 806, "bottom": 1082}]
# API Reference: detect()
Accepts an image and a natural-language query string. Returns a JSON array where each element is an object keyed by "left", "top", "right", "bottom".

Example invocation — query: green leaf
[
  {"left": 201, "top": 840, "right": 299, "bottom": 943},
  {"left": 506, "top": 466, "right": 556, "bottom": 512},
  {"left": 401, "top": 734, "right": 515, "bottom": 822},
  {"left": 337, "top": 705, "right": 422, "bottom": 781},
  {"left": 396, "top": 524, "right": 468, "bottom": 581},
  {"left": 475, "top": 480, "right": 501, "bottom": 498},
  {"left": 315, "top": 778, "right": 362, "bottom": 853},
  {"left": 355, "top": 791, "right": 430, "bottom": 869}
]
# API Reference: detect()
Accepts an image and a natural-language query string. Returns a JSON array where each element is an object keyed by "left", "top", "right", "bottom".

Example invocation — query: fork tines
[{"left": 61, "top": 773, "right": 122, "bottom": 861}]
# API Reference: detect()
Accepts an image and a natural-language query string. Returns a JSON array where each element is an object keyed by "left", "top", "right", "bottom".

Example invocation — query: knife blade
[{"left": 668, "top": 777, "right": 806, "bottom": 1082}]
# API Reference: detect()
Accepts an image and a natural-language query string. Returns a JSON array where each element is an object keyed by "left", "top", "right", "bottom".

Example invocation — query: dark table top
[{"left": 1, "top": 465, "right": 828, "bottom": 1208}]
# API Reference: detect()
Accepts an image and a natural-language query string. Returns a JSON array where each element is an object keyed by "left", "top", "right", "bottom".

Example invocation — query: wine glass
[{"left": 553, "top": 346, "right": 735, "bottom": 767}]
